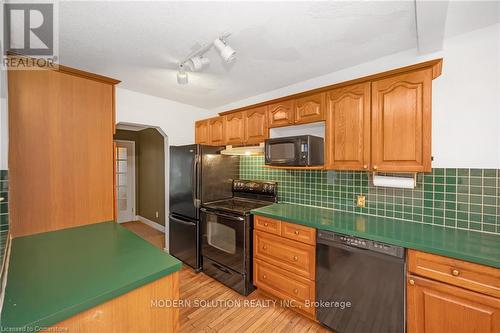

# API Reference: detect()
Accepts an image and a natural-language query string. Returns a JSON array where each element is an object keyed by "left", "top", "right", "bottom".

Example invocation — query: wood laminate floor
[{"left": 121, "top": 221, "right": 330, "bottom": 333}]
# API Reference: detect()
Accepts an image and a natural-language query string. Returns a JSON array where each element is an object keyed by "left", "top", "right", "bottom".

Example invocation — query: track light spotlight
[
  {"left": 213, "top": 38, "right": 236, "bottom": 63},
  {"left": 187, "top": 56, "right": 210, "bottom": 71},
  {"left": 177, "top": 66, "right": 188, "bottom": 85}
]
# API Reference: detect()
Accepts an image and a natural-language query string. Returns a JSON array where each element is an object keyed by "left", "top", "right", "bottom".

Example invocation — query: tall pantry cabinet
[{"left": 8, "top": 59, "right": 120, "bottom": 237}]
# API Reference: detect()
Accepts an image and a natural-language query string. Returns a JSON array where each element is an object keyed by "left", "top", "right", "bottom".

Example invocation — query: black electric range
[{"left": 200, "top": 180, "right": 277, "bottom": 295}]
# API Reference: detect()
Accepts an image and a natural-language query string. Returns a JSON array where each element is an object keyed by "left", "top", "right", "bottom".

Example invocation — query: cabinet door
[
  {"left": 371, "top": 69, "right": 432, "bottom": 172},
  {"left": 268, "top": 100, "right": 294, "bottom": 127},
  {"left": 407, "top": 275, "right": 500, "bottom": 333},
  {"left": 195, "top": 120, "right": 209, "bottom": 144},
  {"left": 224, "top": 112, "right": 246, "bottom": 145},
  {"left": 326, "top": 82, "right": 370, "bottom": 170},
  {"left": 294, "top": 92, "right": 325, "bottom": 124},
  {"left": 208, "top": 117, "right": 225, "bottom": 146},
  {"left": 245, "top": 106, "right": 268, "bottom": 144}
]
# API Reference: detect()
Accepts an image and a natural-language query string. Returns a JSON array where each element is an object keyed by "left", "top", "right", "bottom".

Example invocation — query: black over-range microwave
[{"left": 264, "top": 135, "right": 324, "bottom": 166}]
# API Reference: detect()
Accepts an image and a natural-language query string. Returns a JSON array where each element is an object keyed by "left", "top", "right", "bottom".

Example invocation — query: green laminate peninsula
[
  {"left": 1, "top": 221, "right": 182, "bottom": 330},
  {"left": 252, "top": 203, "right": 500, "bottom": 268}
]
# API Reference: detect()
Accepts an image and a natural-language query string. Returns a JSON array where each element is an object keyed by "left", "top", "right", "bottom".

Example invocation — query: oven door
[
  {"left": 265, "top": 138, "right": 303, "bottom": 166},
  {"left": 201, "top": 208, "right": 246, "bottom": 274}
]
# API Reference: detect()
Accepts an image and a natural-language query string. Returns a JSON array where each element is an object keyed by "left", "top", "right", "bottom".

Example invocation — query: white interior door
[{"left": 115, "top": 141, "right": 136, "bottom": 223}]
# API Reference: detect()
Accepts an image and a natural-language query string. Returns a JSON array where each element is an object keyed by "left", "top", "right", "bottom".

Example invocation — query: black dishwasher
[{"left": 316, "top": 230, "right": 405, "bottom": 333}]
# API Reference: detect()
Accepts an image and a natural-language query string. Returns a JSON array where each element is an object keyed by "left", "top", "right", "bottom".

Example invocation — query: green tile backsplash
[
  {"left": 0, "top": 170, "right": 8, "bottom": 271},
  {"left": 240, "top": 157, "right": 500, "bottom": 234}
]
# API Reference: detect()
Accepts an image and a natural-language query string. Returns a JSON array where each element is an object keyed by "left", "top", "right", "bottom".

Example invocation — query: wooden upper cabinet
[
  {"left": 195, "top": 120, "right": 209, "bottom": 144},
  {"left": 294, "top": 92, "right": 326, "bottom": 124},
  {"left": 371, "top": 69, "right": 432, "bottom": 172},
  {"left": 407, "top": 275, "right": 500, "bottom": 333},
  {"left": 268, "top": 100, "right": 294, "bottom": 128},
  {"left": 245, "top": 106, "right": 268, "bottom": 144},
  {"left": 224, "top": 112, "right": 246, "bottom": 145},
  {"left": 326, "top": 82, "right": 371, "bottom": 171},
  {"left": 208, "top": 117, "right": 225, "bottom": 146}
]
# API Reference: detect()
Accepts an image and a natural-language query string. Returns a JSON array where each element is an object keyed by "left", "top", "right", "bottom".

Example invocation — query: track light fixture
[
  {"left": 176, "top": 33, "right": 236, "bottom": 85},
  {"left": 176, "top": 65, "right": 188, "bottom": 85},
  {"left": 213, "top": 38, "right": 236, "bottom": 63},
  {"left": 187, "top": 56, "right": 210, "bottom": 71}
]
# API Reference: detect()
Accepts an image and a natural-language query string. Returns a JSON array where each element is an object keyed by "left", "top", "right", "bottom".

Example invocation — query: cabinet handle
[
  {"left": 363, "top": 165, "right": 368, "bottom": 169},
  {"left": 263, "top": 274, "right": 267, "bottom": 279},
  {"left": 293, "top": 288, "right": 298, "bottom": 294},
  {"left": 262, "top": 245, "right": 267, "bottom": 250},
  {"left": 409, "top": 279, "right": 415, "bottom": 286},
  {"left": 294, "top": 230, "right": 299, "bottom": 235},
  {"left": 293, "top": 256, "right": 298, "bottom": 261},
  {"left": 373, "top": 165, "right": 378, "bottom": 170},
  {"left": 264, "top": 223, "right": 268, "bottom": 227},
  {"left": 451, "top": 269, "right": 460, "bottom": 276}
]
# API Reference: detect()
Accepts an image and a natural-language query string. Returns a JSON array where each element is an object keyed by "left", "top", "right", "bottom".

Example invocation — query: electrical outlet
[
  {"left": 156, "top": 211, "right": 159, "bottom": 218},
  {"left": 356, "top": 195, "right": 366, "bottom": 208}
]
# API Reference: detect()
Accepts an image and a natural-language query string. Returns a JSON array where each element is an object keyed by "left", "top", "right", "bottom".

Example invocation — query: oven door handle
[{"left": 200, "top": 208, "right": 244, "bottom": 221}]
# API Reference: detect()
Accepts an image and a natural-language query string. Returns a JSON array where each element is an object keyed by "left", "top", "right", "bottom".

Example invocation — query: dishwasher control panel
[{"left": 317, "top": 230, "right": 405, "bottom": 258}]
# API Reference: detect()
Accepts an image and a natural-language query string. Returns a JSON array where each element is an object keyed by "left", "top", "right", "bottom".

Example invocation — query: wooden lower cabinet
[
  {"left": 254, "top": 258, "right": 315, "bottom": 317},
  {"left": 51, "top": 272, "right": 180, "bottom": 333},
  {"left": 407, "top": 274, "right": 500, "bottom": 333},
  {"left": 254, "top": 230, "right": 315, "bottom": 280},
  {"left": 407, "top": 250, "right": 500, "bottom": 333},
  {"left": 253, "top": 216, "right": 316, "bottom": 320}
]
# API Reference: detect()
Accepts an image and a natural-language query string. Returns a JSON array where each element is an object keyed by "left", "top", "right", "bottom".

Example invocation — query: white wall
[
  {"left": 212, "top": 24, "right": 500, "bottom": 168},
  {"left": 115, "top": 88, "right": 213, "bottom": 146}
]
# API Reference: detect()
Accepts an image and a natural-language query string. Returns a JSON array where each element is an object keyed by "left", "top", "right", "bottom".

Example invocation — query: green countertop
[
  {"left": 252, "top": 203, "right": 500, "bottom": 268},
  {"left": 1, "top": 221, "right": 182, "bottom": 329}
]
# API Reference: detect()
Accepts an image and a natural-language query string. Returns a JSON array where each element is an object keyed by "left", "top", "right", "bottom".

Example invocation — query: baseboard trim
[{"left": 136, "top": 215, "right": 165, "bottom": 232}]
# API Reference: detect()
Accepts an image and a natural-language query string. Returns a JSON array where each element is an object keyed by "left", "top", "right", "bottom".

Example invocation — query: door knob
[
  {"left": 263, "top": 274, "right": 267, "bottom": 279},
  {"left": 363, "top": 165, "right": 368, "bottom": 169},
  {"left": 262, "top": 245, "right": 267, "bottom": 250},
  {"left": 264, "top": 223, "right": 268, "bottom": 227},
  {"left": 409, "top": 279, "right": 415, "bottom": 286},
  {"left": 373, "top": 165, "right": 378, "bottom": 170},
  {"left": 293, "top": 256, "right": 298, "bottom": 261},
  {"left": 294, "top": 230, "right": 299, "bottom": 235},
  {"left": 452, "top": 269, "right": 460, "bottom": 276},
  {"left": 293, "top": 288, "right": 299, "bottom": 294}
]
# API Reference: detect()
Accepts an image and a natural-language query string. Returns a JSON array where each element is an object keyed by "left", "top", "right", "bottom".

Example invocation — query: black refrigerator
[{"left": 169, "top": 144, "right": 239, "bottom": 271}]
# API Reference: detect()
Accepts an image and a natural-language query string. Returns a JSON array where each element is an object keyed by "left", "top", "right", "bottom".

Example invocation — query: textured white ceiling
[{"left": 58, "top": 1, "right": 499, "bottom": 109}]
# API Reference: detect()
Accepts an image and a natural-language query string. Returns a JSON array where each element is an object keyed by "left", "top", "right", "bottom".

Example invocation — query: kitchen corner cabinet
[
  {"left": 195, "top": 119, "right": 210, "bottom": 144},
  {"left": 268, "top": 100, "right": 295, "bottom": 127},
  {"left": 208, "top": 117, "right": 225, "bottom": 146},
  {"left": 245, "top": 106, "right": 268, "bottom": 144},
  {"left": 371, "top": 69, "right": 432, "bottom": 172},
  {"left": 224, "top": 112, "right": 246, "bottom": 145},
  {"left": 407, "top": 250, "right": 500, "bottom": 333},
  {"left": 294, "top": 92, "right": 326, "bottom": 124},
  {"left": 326, "top": 82, "right": 371, "bottom": 170}
]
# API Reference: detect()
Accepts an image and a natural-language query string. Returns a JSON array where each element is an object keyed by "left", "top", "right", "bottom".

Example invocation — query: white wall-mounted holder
[{"left": 372, "top": 172, "right": 417, "bottom": 189}]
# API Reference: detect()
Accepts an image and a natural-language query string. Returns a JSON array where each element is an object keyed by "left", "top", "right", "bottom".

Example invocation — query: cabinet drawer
[
  {"left": 254, "top": 215, "right": 281, "bottom": 236},
  {"left": 408, "top": 250, "right": 500, "bottom": 298},
  {"left": 254, "top": 230, "right": 315, "bottom": 279},
  {"left": 254, "top": 258, "right": 315, "bottom": 315},
  {"left": 281, "top": 222, "right": 315, "bottom": 245}
]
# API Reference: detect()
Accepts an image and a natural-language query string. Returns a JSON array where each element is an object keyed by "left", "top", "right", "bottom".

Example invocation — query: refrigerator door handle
[
  {"left": 193, "top": 154, "right": 200, "bottom": 208},
  {"left": 170, "top": 216, "right": 197, "bottom": 226}
]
